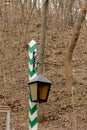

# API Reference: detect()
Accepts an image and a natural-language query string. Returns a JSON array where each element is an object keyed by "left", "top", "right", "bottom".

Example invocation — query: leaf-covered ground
[{"left": 0, "top": 13, "right": 87, "bottom": 130}]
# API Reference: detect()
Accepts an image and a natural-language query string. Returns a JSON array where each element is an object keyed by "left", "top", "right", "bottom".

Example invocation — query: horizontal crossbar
[{"left": 0, "top": 106, "right": 10, "bottom": 110}]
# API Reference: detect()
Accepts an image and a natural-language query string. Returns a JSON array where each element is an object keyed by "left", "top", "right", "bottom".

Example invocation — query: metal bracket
[
  {"left": 33, "top": 52, "right": 41, "bottom": 72},
  {"left": 33, "top": 51, "right": 37, "bottom": 72}
]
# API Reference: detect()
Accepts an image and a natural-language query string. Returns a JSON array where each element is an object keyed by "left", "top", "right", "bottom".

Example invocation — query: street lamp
[{"left": 28, "top": 74, "right": 52, "bottom": 103}]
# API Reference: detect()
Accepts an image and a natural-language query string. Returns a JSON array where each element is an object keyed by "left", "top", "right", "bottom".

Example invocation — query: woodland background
[{"left": 0, "top": 0, "right": 87, "bottom": 130}]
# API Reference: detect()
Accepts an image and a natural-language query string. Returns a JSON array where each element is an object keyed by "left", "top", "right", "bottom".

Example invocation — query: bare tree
[
  {"left": 38, "top": 0, "right": 49, "bottom": 122},
  {"left": 65, "top": 1, "right": 87, "bottom": 87},
  {"left": 37, "top": 0, "right": 40, "bottom": 10},
  {"left": 66, "top": 0, "right": 74, "bottom": 26},
  {"left": 38, "top": 0, "right": 49, "bottom": 73}
]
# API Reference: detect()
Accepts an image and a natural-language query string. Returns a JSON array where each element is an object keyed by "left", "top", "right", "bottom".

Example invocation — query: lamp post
[
  {"left": 28, "top": 40, "right": 52, "bottom": 130},
  {"left": 28, "top": 74, "right": 52, "bottom": 103},
  {"left": 28, "top": 40, "right": 38, "bottom": 130}
]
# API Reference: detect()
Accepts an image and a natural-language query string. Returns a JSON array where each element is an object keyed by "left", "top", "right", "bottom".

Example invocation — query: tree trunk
[
  {"left": 65, "top": 1, "right": 87, "bottom": 87},
  {"left": 38, "top": 0, "right": 48, "bottom": 73},
  {"left": 38, "top": 0, "right": 49, "bottom": 122},
  {"left": 66, "top": 0, "right": 74, "bottom": 26}
]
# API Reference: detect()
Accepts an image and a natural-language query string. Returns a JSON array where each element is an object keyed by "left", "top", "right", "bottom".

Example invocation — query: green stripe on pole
[
  {"left": 28, "top": 69, "right": 36, "bottom": 77},
  {"left": 28, "top": 57, "right": 34, "bottom": 65},
  {"left": 29, "top": 117, "right": 38, "bottom": 128},
  {"left": 28, "top": 44, "right": 37, "bottom": 53},
  {"left": 29, "top": 105, "right": 37, "bottom": 115},
  {"left": 29, "top": 93, "right": 32, "bottom": 102}
]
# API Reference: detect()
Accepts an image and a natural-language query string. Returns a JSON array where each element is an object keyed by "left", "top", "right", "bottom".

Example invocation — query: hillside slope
[{"left": 0, "top": 13, "right": 87, "bottom": 130}]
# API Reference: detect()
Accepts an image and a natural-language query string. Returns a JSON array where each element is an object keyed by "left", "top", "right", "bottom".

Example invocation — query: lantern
[{"left": 28, "top": 74, "right": 52, "bottom": 103}]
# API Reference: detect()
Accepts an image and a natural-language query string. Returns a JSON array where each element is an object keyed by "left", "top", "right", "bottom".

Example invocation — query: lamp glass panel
[
  {"left": 30, "top": 83, "right": 37, "bottom": 101},
  {"left": 39, "top": 85, "right": 49, "bottom": 100}
]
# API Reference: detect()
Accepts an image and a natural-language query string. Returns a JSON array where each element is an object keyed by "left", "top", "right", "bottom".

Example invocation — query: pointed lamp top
[{"left": 29, "top": 74, "right": 52, "bottom": 84}]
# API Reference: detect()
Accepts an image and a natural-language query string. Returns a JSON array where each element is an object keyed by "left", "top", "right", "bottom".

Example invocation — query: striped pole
[{"left": 28, "top": 40, "right": 38, "bottom": 130}]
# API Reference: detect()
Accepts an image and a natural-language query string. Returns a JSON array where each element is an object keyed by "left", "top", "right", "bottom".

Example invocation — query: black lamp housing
[{"left": 28, "top": 74, "right": 52, "bottom": 103}]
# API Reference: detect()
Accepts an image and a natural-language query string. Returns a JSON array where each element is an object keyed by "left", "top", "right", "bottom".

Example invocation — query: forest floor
[{"left": 0, "top": 13, "right": 87, "bottom": 130}]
